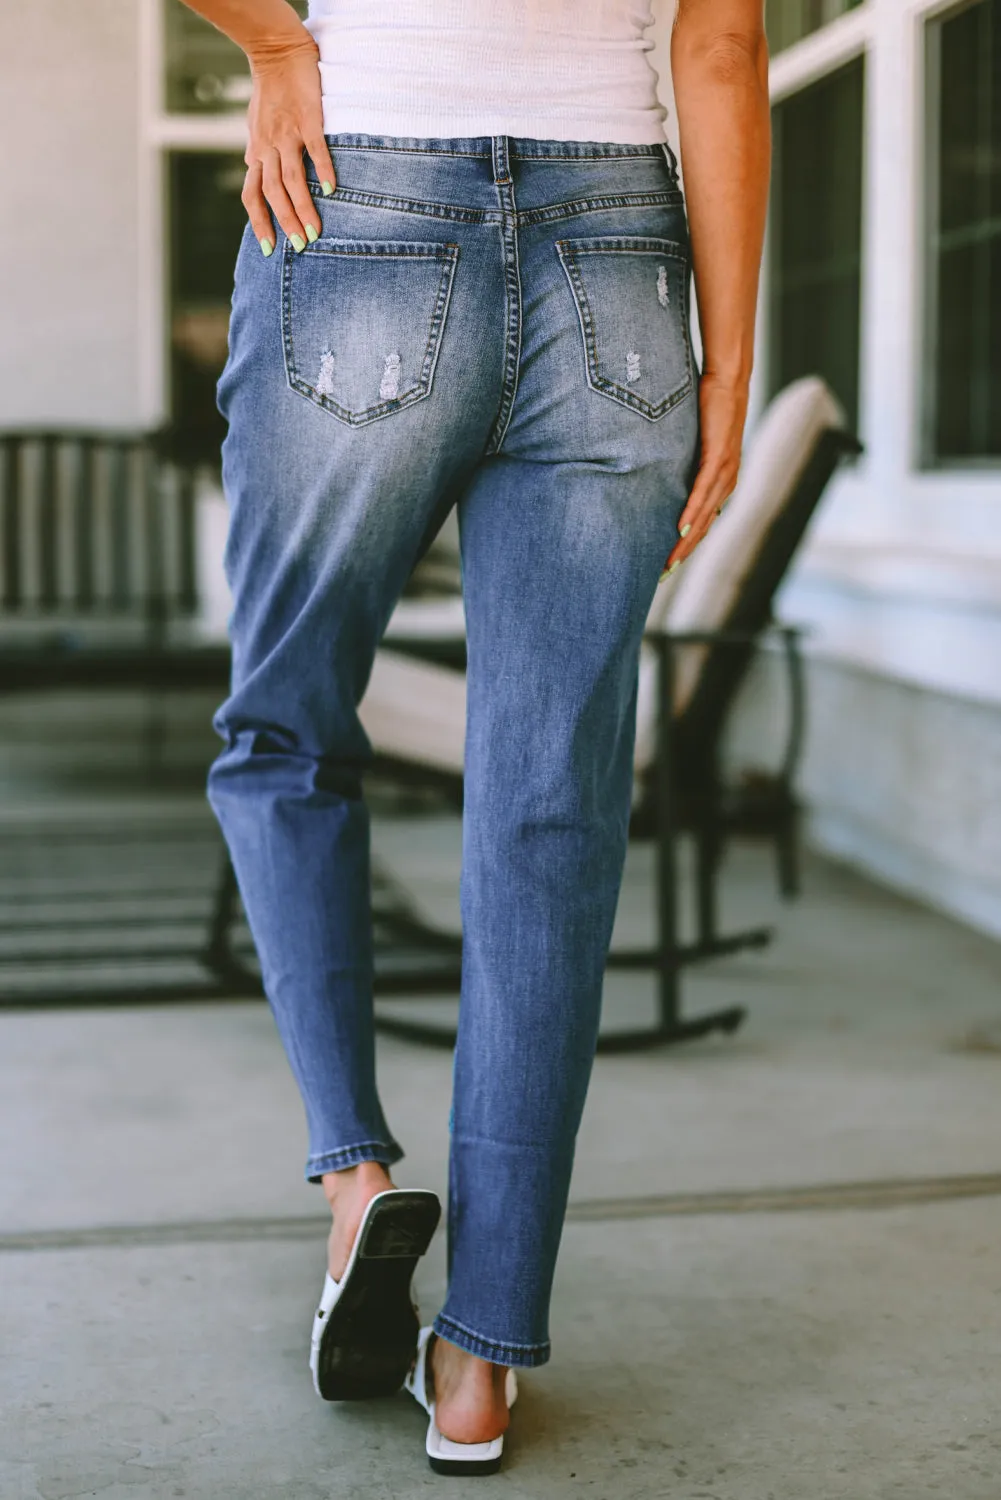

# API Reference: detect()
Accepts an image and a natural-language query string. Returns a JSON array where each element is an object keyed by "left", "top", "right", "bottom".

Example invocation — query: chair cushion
[
  {"left": 382, "top": 594, "right": 467, "bottom": 642},
  {"left": 660, "top": 376, "right": 845, "bottom": 724},
  {"left": 359, "top": 649, "right": 466, "bottom": 775}
]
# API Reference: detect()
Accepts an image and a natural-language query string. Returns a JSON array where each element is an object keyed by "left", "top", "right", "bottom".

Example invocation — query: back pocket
[
  {"left": 282, "top": 239, "right": 459, "bottom": 426},
  {"left": 556, "top": 237, "right": 693, "bottom": 421}
]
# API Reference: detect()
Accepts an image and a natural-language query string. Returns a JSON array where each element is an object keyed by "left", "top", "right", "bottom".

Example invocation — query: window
[
  {"left": 768, "top": 55, "right": 865, "bottom": 430},
  {"left": 766, "top": 0, "right": 864, "bottom": 55},
  {"left": 165, "top": 0, "right": 307, "bottom": 112},
  {"left": 924, "top": 0, "right": 1001, "bottom": 463},
  {"left": 168, "top": 152, "right": 247, "bottom": 466},
  {"left": 160, "top": 0, "right": 307, "bottom": 459}
]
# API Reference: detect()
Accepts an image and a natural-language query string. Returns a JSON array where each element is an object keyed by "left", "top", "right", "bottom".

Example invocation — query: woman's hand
[
  {"left": 242, "top": 37, "right": 337, "bottom": 256},
  {"left": 662, "top": 372, "right": 748, "bottom": 573}
]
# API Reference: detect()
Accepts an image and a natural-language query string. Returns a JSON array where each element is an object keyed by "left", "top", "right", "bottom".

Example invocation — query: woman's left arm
[{"left": 665, "top": 0, "right": 770, "bottom": 571}]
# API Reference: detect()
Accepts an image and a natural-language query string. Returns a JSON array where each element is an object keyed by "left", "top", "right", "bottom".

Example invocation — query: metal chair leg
[
  {"left": 696, "top": 820, "right": 721, "bottom": 946},
  {"left": 775, "top": 802, "right": 801, "bottom": 900},
  {"left": 598, "top": 635, "right": 746, "bottom": 1052}
]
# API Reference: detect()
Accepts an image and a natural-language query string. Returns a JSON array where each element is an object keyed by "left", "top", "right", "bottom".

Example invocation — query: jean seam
[
  {"left": 324, "top": 138, "right": 494, "bottom": 159},
  {"left": 308, "top": 184, "right": 500, "bottom": 224},
  {"left": 308, "top": 185, "right": 681, "bottom": 230},
  {"left": 518, "top": 191, "right": 684, "bottom": 228},
  {"left": 325, "top": 135, "right": 669, "bottom": 159},
  {"left": 322, "top": 135, "right": 667, "bottom": 161},
  {"left": 484, "top": 141, "right": 523, "bottom": 455}
]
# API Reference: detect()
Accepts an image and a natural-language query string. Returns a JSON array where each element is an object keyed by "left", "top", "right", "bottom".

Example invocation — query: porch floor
[{"left": 2, "top": 812, "right": 1000, "bottom": 1499}]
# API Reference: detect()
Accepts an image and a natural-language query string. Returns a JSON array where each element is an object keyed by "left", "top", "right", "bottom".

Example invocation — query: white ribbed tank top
[{"left": 305, "top": 0, "right": 668, "bottom": 146}]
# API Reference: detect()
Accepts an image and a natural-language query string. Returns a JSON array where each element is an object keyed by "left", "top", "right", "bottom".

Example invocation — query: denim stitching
[
  {"left": 281, "top": 241, "right": 460, "bottom": 426},
  {"left": 323, "top": 135, "right": 667, "bottom": 162},
  {"left": 433, "top": 1311, "right": 551, "bottom": 1361},
  {"left": 306, "top": 1140, "right": 404, "bottom": 1178},
  {"left": 556, "top": 238, "right": 694, "bottom": 421},
  {"left": 518, "top": 190, "right": 684, "bottom": 228},
  {"left": 435, "top": 1315, "right": 549, "bottom": 1354},
  {"left": 308, "top": 186, "right": 681, "bottom": 229},
  {"left": 484, "top": 144, "right": 523, "bottom": 454},
  {"left": 509, "top": 147, "right": 664, "bottom": 161},
  {"left": 308, "top": 184, "right": 499, "bottom": 224},
  {"left": 307, "top": 1140, "right": 402, "bottom": 1161}
]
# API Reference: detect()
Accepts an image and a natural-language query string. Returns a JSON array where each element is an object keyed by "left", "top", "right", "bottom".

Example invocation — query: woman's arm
[
  {"left": 665, "top": 0, "right": 770, "bottom": 570},
  {"left": 178, "top": 0, "right": 337, "bottom": 255}
]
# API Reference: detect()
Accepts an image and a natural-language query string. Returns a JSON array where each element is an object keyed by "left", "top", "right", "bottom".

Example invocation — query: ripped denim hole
[
  {"left": 379, "top": 352, "right": 402, "bottom": 401},
  {"left": 625, "top": 350, "right": 642, "bottom": 384},
  {"left": 657, "top": 265, "right": 670, "bottom": 308},
  {"left": 315, "top": 350, "right": 335, "bottom": 398}
]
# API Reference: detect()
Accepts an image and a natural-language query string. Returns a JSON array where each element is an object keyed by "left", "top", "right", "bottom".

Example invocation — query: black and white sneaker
[{"left": 309, "top": 1188, "right": 441, "bottom": 1401}]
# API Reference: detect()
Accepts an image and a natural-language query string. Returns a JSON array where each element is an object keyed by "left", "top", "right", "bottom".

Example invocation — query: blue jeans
[{"left": 209, "top": 134, "right": 698, "bottom": 1369}]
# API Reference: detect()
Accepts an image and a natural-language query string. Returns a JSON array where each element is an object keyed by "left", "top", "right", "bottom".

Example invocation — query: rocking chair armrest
[{"left": 642, "top": 623, "right": 811, "bottom": 649}]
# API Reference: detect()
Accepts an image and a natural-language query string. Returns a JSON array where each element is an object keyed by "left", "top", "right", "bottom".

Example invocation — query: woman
[{"left": 189, "top": 0, "right": 769, "bottom": 1474}]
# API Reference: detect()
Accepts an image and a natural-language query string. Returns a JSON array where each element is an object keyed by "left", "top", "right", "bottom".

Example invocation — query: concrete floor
[{"left": 2, "top": 820, "right": 1001, "bottom": 1499}]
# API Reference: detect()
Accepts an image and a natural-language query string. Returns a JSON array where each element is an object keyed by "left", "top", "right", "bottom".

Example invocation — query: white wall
[
  {"left": 767, "top": 0, "right": 1001, "bottom": 936},
  {"left": 769, "top": 0, "right": 1001, "bottom": 714},
  {"left": 726, "top": 649, "right": 1001, "bottom": 940},
  {"left": 0, "top": 0, "right": 146, "bottom": 429},
  {"left": 652, "top": 0, "right": 1001, "bottom": 936}
]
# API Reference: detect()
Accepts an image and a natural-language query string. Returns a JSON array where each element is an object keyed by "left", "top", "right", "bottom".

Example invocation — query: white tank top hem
[{"left": 305, "top": 1, "right": 668, "bottom": 148}]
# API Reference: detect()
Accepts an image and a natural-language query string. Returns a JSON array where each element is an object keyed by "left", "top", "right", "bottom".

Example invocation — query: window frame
[
  {"left": 139, "top": 0, "right": 252, "bottom": 429},
  {"left": 757, "top": 9, "right": 870, "bottom": 444},
  {"left": 919, "top": 0, "right": 1001, "bottom": 470},
  {"left": 767, "top": 50, "right": 867, "bottom": 432},
  {"left": 766, "top": 0, "right": 868, "bottom": 57}
]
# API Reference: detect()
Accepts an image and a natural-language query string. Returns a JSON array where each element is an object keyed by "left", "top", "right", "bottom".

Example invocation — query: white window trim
[
  {"left": 138, "top": 0, "right": 166, "bottom": 426},
  {"left": 138, "top": 0, "right": 251, "bottom": 428},
  {"left": 763, "top": 0, "right": 1001, "bottom": 709},
  {"left": 768, "top": 4, "right": 871, "bottom": 101}
]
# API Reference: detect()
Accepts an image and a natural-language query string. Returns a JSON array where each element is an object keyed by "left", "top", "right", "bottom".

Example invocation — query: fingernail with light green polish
[
  {"left": 668, "top": 559, "right": 682, "bottom": 574},
  {"left": 259, "top": 237, "right": 274, "bottom": 258},
  {"left": 290, "top": 233, "right": 306, "bottom": 253},
  {"left": 321, "top": 180, "right": 335, "bottom": 196},
  {"left": 680, "top": 523, "right": 692, "bottom": 538},
  {"left": 306, "top": 223, "right": 319, "bottom": 243}
]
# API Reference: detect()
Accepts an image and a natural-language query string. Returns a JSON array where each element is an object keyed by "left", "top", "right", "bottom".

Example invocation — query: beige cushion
[
  {"left": 359, "top": 649, "right": 466, "bottom": 775},
  {"left": 634, "top": 377, "right": 845, "bottom": 773},
  {"left": 383, "top": 593, "right": 467, "bottom": 642}
]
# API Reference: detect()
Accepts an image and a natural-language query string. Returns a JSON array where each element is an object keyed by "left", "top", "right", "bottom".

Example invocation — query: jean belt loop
[
  {"left": 662, "top": 140, "right": 680, "bottom": 184},
  {"left": 492, "top": 134, "right": 512, "bottom": 186}
]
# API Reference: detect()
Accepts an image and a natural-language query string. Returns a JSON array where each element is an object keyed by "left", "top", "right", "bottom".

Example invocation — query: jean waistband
[{"left": 323, "top": 132, "right": 678, "bottom": 169}]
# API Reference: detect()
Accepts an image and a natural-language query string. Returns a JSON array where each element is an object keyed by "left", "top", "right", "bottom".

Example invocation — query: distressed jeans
[{"left": 208, "top": 134, "right": 698, "bottom": 1368}]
